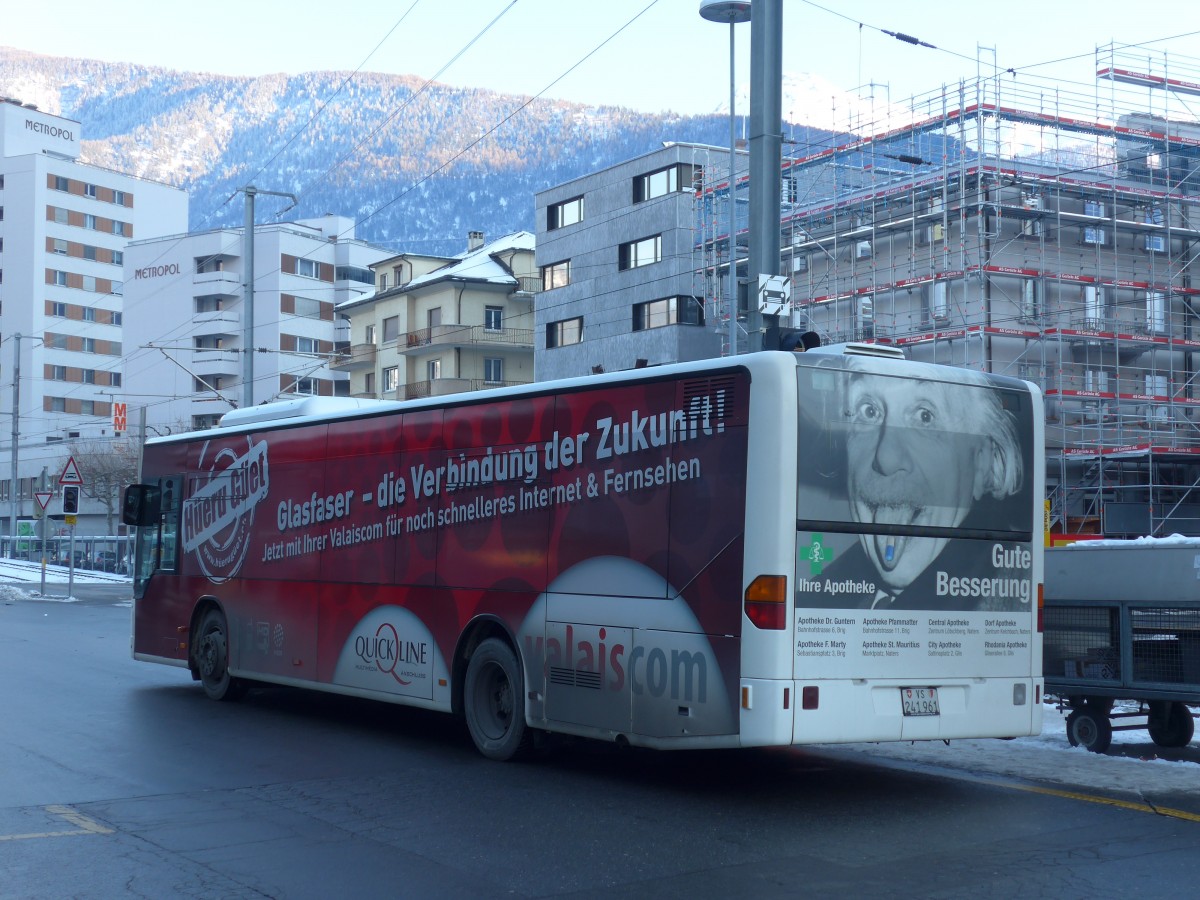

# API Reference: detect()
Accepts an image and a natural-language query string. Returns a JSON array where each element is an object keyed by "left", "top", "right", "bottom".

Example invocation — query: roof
[{"left": 405, "top": 230, "right": 535, "bottom": 291}]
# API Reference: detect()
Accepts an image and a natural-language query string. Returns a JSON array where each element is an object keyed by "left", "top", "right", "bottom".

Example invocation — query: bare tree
[{"left": 67, "top": 438, "right": 142, "bottom": 534}]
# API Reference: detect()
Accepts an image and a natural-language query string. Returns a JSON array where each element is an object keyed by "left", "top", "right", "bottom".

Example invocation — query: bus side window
[{"left": 157, "top": 476, "right": 182, "bottom": 572}]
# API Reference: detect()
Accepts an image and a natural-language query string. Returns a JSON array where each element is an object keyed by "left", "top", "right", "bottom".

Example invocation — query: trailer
[{"left": 1043, "top": 540, "right": 1200, "bottom": 753}]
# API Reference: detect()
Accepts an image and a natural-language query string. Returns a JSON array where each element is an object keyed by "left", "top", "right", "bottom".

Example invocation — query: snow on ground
[{"left": 833, "top": 702, "right": 1200, "bottom": 800}]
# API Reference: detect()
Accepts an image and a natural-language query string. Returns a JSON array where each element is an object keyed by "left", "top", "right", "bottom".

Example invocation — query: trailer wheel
[
  {"left": 195, "top": 608, "right": 246, "bottom": 702},
  {"left": 463, "top": 638, "right": 530, "bottom": 761},
  {"left": 1148, "top": 701, "right": 1195, "bottom": 748},
  {"left": 1066, "top": 706, "right": 1112, "bottom": 753}
]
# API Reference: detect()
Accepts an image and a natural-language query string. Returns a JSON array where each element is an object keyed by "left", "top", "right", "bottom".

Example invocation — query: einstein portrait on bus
[{"left": 796, "top": 356, "right": 1035, "bottom": 612}]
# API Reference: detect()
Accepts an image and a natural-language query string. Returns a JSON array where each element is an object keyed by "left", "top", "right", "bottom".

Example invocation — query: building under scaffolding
[{"left": 696, "top": 47, "right": 1200, "bottom": 539}]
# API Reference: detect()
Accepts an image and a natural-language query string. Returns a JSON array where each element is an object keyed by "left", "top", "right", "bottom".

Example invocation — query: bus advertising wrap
[{"left": 793, "top": 356, "right": 1039, "bottom": 679}]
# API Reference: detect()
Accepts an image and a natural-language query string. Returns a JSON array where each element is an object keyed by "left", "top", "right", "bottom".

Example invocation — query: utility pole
[
  {"left": 237, "top": 186, "right": 297, "bottom": 409},
  {"left": 8, "top": 332, "right": 20, "bottom": 557},
  {"left": 748, "top": 0, "right": 784, "bottom": 349}
]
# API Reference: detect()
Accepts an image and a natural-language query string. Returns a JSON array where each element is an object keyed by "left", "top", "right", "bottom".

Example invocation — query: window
[
  {"left": 427, "top": 359, "right": 442, "bottom": 380},
  {"left": 51, "top": 365, "right": 67, "bottom": 380},
  {"left": 296, "top": 336, "right": 318, "bottom": 354},
  {"left": 112, "top": 250, "right": 123, "bottom": 265},
  {"left": 113, "top": 190, "right": 127, "bottom": 206},
  {"left": 484, "top": 358, "right": 503, "bottom": 383},
  {"left": 296, "top": 258, "right": 319, "bottom": 278},
  {"left": 364, "top": 372, "right": 376, "bottom": 395},
  {"left": 1083, "top": 200, "right": 1107, "bottom": 245},
  {"left": 195, "top": 336, "right": 224, "bottom": 349},
  {"left": 85, "top": 214, "right": 97, "bottom": 230},
  {"left": 427, "top": 307, "right": 442, "bottom": 329},
  {"left": 618, "top": 235, "right": 662, "bottom": 270},
  {"left": 82, "top": 369, "right": 96, "bottom": 384},
  {"left": 81, "top": 275, "right": 97, "bottom": 292},
  {"left": 53, "top": 270, "right": 68, "bottom": 286},
  {"left": 111, "top": 281, "right": 123, "bottom": 295},
  {"left": 485, "top": 306, "right": 503, "bottom": 331},
  {"left": 382, "top": 366, "right": 399, "bottom": 392},
  {"left": 541, "top": 260, "right": 570, "bottom": 290},
  {"left": 52, "top": 206, "right": 68, "bottom": 224},
  {"left": 292, "top": 377, "right": 318, "bottom": 396},
  {"left": 195, "top": 296, "right": 223, "bottom": 313},
  {"left": 82, "top": 337, "right": 96, "bottom": 353},
  {"left": 111, "top": 372, "right": 122, "bottom": 387},
  {"left": 546, "top": 317, "right": 583, "bottom": 348},
  {"left": 382, "top": 316, "right": 400, "bottom": 343},
  {"left": 336, "top": 265, "right": 373, "bottom": 284},
  {"left": 379, "top": 273, "right": 388, "bottom": 291},
  {"left": 1145, "top": 206, "right": 1166, "bottom": 253},
  {"left": 195, "top": 257, "right": 224, "bottom": 273},
  {"left": 53, "top": 239, "right": 68, "bottom": 255},
  {"left": 80, "top": 400, "right": 95, "bottom": 415},
  {"left": 112, "top": 220, "right": 128, "bottom": 237},
  {"left": 83, "top": 245, "right": 97, "bottom": 260},
  {"left": 192, "top": 414, "right": 222, "bottom": 430},
  {"left": 111, "top": 311, "right": 122, "bottom": 326},
  {"left": 293, "top": 296, "right": 322, "bottom": 318},
  {"left": 365, "top": 324, "right": 376, "bottom": 344},
  {"left": 547, "top": 196, "right": 584, "bottom": 230},
  {"left": 50, "top": 397, "right": 66, "bottom": 412},
  {"left": 84, "top": 183, "right": 97, "bottom": 198},
  {"left": 632, "top": 296, "right": 704, "bottom": 331},
  {"left": 48, "top": 334, "right": 68, "bottom": 350},
  {"left": 83, "top": 307, "right": 96, "bottom": 322},
  {"left": 633, "top": 164, "right": 696, "bottom": 203},
  {"left": 54, "top": 176, "right": 69, "bottom": 191}
]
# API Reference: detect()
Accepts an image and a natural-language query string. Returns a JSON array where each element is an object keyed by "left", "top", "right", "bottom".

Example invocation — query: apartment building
[
  {"left": 534, "top": 143, "right": 739, "bottom": 380},
  {"left": 0, "top": 99, "right": 188, "bottom": 536},
  {"left": 123, "top": 214, "right": 386, "bottom": 433},
  {"left": 334, "top": 231, "right": 536, "bottom": 400}
]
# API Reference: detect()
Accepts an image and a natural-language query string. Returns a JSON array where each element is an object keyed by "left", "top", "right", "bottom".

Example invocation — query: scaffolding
[{"left": 697, "top": 45, "right": 1200, "bottom": 538}]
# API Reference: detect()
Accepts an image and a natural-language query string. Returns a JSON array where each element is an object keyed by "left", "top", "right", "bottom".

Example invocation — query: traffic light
[{"left": 62, "top": 485, "right": 79, "bottom": 515}]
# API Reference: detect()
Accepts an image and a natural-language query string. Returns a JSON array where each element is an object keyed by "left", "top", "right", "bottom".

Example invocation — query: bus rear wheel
[
  {"left": 464, "top": 638, "right": 530, "bottom": 761},
  {"left": 195, "top": 608, "right": 246, "bottom": 702}
]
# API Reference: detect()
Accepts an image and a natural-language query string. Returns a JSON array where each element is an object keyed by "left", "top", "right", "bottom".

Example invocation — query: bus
[{"left": 123, "top": 346, "right": 1044, "bottom": 760}]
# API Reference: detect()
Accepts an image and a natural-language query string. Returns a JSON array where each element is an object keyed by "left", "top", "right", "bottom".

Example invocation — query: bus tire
[
  {"left": 1148, "top": 701, "right": 1195, "bottom": 748},
  {"left": 1065, "top": 706, "right": 1112, "bottom": 753},
  {"left": 195, "top": 608, "right": 246, "bottom": 702},
  {"left": 463, "top": 638, "right": 530, "bottom": 761}
]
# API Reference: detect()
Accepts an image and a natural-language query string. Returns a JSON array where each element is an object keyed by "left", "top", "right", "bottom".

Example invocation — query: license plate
[{"left": 901, "top": 687, "right": 939, "bottom": 716}]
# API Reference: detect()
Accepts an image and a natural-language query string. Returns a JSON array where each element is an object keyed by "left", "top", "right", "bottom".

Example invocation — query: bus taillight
[{"left": 744, "top": 575, "right": 787, "bottom": 630}]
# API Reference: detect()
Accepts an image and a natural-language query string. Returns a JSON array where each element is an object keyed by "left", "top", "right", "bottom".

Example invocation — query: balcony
[
  {"left": 398, "top": 378, "right": 531, "bottom": 401},
  {"left": 192, "top": 348, "right": 241, "bottom": 377},
  {"left": 193, "top": 270, "right": 242, "bottom": 297},
  {"left": 193, "top": 308, "right": 241, "bottom": 337},
  {"left": 515, "top": 275, "right": 543, "bottom": 294},
  {"left": 330, "top": 342, "right": 378, "bottom": 372},
  {"left": 400, "top": 325, "right": 533, "bottom": 355}
]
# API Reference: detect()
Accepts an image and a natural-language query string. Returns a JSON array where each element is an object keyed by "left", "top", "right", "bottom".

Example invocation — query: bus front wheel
[
  {"left": 464, "top": 638, "right": 530, "bottom": 761},
  {"left": 195, "top": 608, "right": 246, "bottom": 702}
]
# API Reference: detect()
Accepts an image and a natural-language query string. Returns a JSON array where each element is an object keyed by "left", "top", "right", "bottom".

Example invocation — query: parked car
[
  {"left": 93, "top": 550, "right": 127, "bottom": 573},
  {"left": 56, "top": 549, "right": 88, "bottom": 568}
]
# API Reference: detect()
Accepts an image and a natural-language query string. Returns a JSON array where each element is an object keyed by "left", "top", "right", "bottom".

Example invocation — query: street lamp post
[{"left": 700, "top": 0, "right": 751, "bottom": 357}]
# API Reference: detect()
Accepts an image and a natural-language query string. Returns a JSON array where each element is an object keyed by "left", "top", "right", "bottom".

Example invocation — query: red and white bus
[{"left": 124, "top": 346, "right": 1044, "bottom": 760}]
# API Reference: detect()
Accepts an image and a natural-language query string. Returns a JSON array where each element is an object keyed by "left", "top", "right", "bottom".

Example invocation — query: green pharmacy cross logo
[{"left": 800, "top": 533, "right": 834, "bottom": 575}]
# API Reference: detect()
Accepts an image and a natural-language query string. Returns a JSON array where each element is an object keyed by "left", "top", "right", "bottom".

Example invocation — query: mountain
[{"left": 1, "top": 48, "right": 843, "bottom": 255}]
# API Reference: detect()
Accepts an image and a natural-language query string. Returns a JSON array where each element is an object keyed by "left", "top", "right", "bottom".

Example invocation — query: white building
[
  {"left": 0, "top": 98, "right": 188, "bottom": 537},
  {"left": 123, "top": 214, "right": 387, "bottom": 433}
]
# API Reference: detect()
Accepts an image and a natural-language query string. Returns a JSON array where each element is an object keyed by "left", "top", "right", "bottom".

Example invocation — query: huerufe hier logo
[{"left": 182, "top": 438, "right": 270, "bottom": 583}]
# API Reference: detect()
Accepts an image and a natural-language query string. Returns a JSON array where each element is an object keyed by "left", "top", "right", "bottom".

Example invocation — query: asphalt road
[{"left": 2, "top": 592, "right": 1198, "bottom": 899}]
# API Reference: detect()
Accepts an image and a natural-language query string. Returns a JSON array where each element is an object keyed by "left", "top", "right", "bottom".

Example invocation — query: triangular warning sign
[
  {"left": 35, "top": 491, "right": 54, "bottom": 510},
  {"left": 59, "top": 456, "right": 84, "bottom": 486}
]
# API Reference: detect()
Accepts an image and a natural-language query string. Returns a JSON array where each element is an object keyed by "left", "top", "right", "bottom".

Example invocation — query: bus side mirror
[{"left": 122, "top": 484, "right": 161, "bottom": 527}]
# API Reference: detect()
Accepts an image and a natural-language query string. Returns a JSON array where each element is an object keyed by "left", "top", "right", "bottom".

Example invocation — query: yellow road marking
[
  {"left": 1003, "top": 782, "right": 1200, "bottom": 823},
  {"left": 0, "top": 805, "right": 115, "bottom": 842}
]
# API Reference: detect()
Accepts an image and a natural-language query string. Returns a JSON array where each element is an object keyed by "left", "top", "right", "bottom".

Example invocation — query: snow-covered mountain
[{"left": 0, "top": 47, "right": 844, "bottom": 254}]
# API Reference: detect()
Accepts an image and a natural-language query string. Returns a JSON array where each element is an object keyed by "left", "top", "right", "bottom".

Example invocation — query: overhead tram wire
[{"left": 287, "top": 1, "right": 521, "bottom": 216}]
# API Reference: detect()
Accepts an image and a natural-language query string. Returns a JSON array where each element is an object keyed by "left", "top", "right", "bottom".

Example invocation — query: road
[{"left": 2, "top": 588, "right": 1198, "bottom": 898}]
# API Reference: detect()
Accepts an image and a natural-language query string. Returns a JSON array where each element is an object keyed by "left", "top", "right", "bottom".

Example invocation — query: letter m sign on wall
[{"left": 113, "top": 402, "right": 127, "bottom": 434}]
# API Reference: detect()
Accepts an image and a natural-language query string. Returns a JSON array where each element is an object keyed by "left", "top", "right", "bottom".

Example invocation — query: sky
[{"left": 3, "top": 0, "right": 1198, "bottom": 117}]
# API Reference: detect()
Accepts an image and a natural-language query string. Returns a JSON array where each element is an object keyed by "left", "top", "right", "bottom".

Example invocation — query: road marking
[
  {"left": 1001, "top": 782, "right": 1200, "bottom": 823},
  {"left": 0, "top": 805, "right": 115, "bottom": 842}
]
